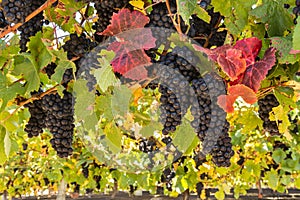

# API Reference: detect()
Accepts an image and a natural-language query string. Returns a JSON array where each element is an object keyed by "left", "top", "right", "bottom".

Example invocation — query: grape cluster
[
  {"left": 139, "top": 137, "right": 158, "bottom": 153},
  {"left": 161, "top": 167, "right": 175, "bottom": 191},
  {"left": 0, "top": 10, "right": 8, "bottom": 28},
  {"left": 77, "top": 45, "right": 107, "bottom": 91},
  {"left": 189, "top": 8, "right": 227, "bottom": 47},
  {"left": 18, "top": 13, "right": 44, "bottom": 52},
  {"left": 156, "top": 65, "right": 193, "bottom": 135},
  {"left": 63, "top": 33, "right": 97, "bottom": 59},
  {"left": 190, "top": 73, "right": 233, "bottom": 167},
  {"left": 210, "top": 122, "right": 234, "bottom": 167},
  {"left": 258, "top": 94, "right": 280, "bottom": 135},
  {"left": 41, "top": 91, "right": 74, "bottom": 158},
  {"left": 146, "top": 0, "right": 177, "bottom": 48},
  {"left": 1, "top": 0, "right": 26, "bottom": 24},
  {"left": 24, "top": 98, "right": 46, "bottom": 138},
  {"left": 61, "top": 33, "right": 97, "bottom": 85},
  {"left": 17, "top": 0, "right": 47, "bottom": 52},
  {"left": 293, "top": 0, "right": 300, "bottom": 24},
  {"left": 81, "top": 162, "right": 89, "bottom": 178}
]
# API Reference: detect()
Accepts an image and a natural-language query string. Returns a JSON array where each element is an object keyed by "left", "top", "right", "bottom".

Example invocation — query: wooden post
[{"left": 57, "top": 179, "right": 67, "bottom": 200}]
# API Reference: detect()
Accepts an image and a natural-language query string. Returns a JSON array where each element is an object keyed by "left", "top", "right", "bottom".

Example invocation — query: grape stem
[
  {"left": 166, "top": 0, "right": 183, "bottom": 35},
  {"left": 0, "top": 0, "right": 57, "bottom": 38}
]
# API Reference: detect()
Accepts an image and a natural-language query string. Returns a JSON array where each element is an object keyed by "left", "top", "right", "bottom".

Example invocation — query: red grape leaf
[
  {"left": 217, "top": 49, "right": 246, "bottom": 81},
  {"left": 241, "top": 47, "right": 277, "bottom": 92},
  {"left": 108, "top": 41, "right": 150, "bottom": 80},
  {"left": 234, "top": 37, "right": 262, "bottom": 66},
  {"left": 217, "top": 84, "right": 257, "bottom": 113},
  {"left": 101, "top": 9, "right": 150, "bottom": 36},
  {"left": 100, "top": 9, "right": 156, "bottom": 80},
  {"left": 193, "top": 44, "right": 231, "bottom": 62}
]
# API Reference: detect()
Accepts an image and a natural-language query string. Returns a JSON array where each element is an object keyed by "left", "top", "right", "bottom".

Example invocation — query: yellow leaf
[
  {"left": 129, "top": 0, "right": 144, "bottom": 10},
  {"left": 269, "top": 105, "right": 291, "bottom": 134},
  {"left": 133, "top": 87, "right": 144, "bottom": 106},
  {"left": 129, "top": 0, "right": 146, "bottom": 14}
]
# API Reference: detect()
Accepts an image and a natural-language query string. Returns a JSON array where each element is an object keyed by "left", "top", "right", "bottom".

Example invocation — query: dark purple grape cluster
[
  {"left": 62, "top": 33, "right": 97, "bottom": 60},
  {"left": 293, "top": 0, "right": 300, "bottom": 24},
  {"left": 81, "top": 162, "right": 89, "bottom": 178},
  {"left": 18, "top": 13, "right": 44, "bottom": 52},
  {"left": 41, "top": 91, "right": 74, "bottom": 158},
  {"left": 3, "top": 0, "right": 47, "bottom": 52},
  {"left": 156, "top": 65, "right": 193, "bottom": 135},
  {"left": 0, "top": 10, "right": 8, "bottom": 28},
  {"left": 189, "top": 8, "right": 227, "bottom": 47},
  {"left": 58, "top": 33, "right": 97, "bottom": 85},
  {"left": 0, "top": 0, "right": 26, "bottom": 24},
  {"left": 24, "top": 98, "right": 46, "bottom": 138},
  {"left": 258, "top": 94, "right": 280, "bottom": 135},
  {"left": 161, "top": 167, "right": 175, "bottom": 191},
  {"left": 190, "top": 73, "right": 233, "bottom": 167},
  {"left": 146, "top": 0, "right": 177, "bottom": 48},
  {"left": 139, "top": 137, "right": 158, "bottom": 153},
  {"left": 210, "top": 122, "right": 234, "bottom": 167}
]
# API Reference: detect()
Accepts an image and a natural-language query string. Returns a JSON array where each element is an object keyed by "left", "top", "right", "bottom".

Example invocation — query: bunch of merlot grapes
[
  {"left": 190, "top": 73, "right": 234, "bottom": 167},
  {"left": 0, "top": 10, "right": 8, "bottom": 28},
  {"left": 61, "top": 33, "right": 97, "bottom": 85},
  {"left": 293, "top": 0, "right": 300, "bottom": 24},
  {"left": 41, "top": 91, "right": 75, "bottom": 158},
  {"left": 24, "top": 97, "right": 46, "bottom": 138},
  {"left": 156, "top": 65, "right": 193, "bottom": 135},
  {"left": 139, "top": 137, "right": 158, "bottom": 153},
  {"left": 189, "top": 8, "right": 227, "bottom": 47},
  {"left": 258, "top": 94, "right": 280, "bottom": 135},
  {"left": 0, "top": 0, "right": 26, "bottom": 24},
  {"left": 18, "top": 12, "right": 45, "bottom": 52},
  {"left": 161, "top": 167, "right": 176, "bottom": 191},
  {"left": 146, "top": 0, "right": 177, "bottom": 48}
]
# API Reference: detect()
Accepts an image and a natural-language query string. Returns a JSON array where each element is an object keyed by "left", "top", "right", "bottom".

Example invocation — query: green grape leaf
[
  {"left": 4, "top": 131, "right": 11, "bottom": 157},
  {"left": 51, "top": 60, "right": 76, "bottom": 83},
  {"left": 237, "top": 109, "right": 263, "bottom": 132},
  {"left": 73, "top": 79, "right": 98, "bottom": 131},
  {"left": 0, "top": 75, "right": 25, "bottom": 112},
  {"left": 111, "top": 85, "right": 132, "bottom": 117},
  {"left": 172, "top": 119, "right": 197, "bottom": 154},
  {"left": 270, "top": 37, "right": 300, "bottom": 64},
  {"left": 293, "top": 19, "right": 300, "bottom": 50},
  {"left": 93, "top": 50, "right": 118, "bottom": 92},
  {"left": 215, "top": 189, "right": 225, "bottom": 200},
  {"left": 105, "top": 123, "right": 122, "bottom": 154},
  {"left": 96, "top": 95, "right": 114, "bottom": 121},
  {"left": 272, "top": 148, "right": 286, "bottom": 164},
  {"left": 274, "top": 90, "right": 297, "bottom": 109},
  {"left": 0, "top": 126, "right": 7, "bottom": 164},
  {"left": 269, "top": 105, "right": 291, "bottom": 134},
  {"left": 295, "top": 176, "right": 300, "bottom": 189},
  {"left": 28, "top": 32, "right": 53, "bottom": 68},
  {"left": 140, "top": 122, "right": 162, "bottom": 138},
  {"left": 0, "top": 35, "right": 20, "bottom": 56},
  {"left": 265, "top": 169, "right": 279, "bottom": 190},
  {"left": 13, "top": 55, "right": 40, "bottom": 93},
  {"left": 249, "top": 1, "right": 294, "bottom": 37},
  {"left": 212, "top": 0, "right": 256, "bottom": 35},
  {"left": 177, "top": 0, "right": 210, "bottom": 24}
]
